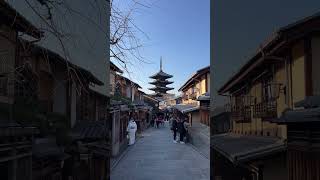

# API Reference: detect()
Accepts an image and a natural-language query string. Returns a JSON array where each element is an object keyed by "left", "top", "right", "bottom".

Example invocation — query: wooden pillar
[
  {"left": 9, "top": 148, "right": 17, "bottom": 180},
  {"left": 29, "top": 155, "right": 32, "bottom": 180}
]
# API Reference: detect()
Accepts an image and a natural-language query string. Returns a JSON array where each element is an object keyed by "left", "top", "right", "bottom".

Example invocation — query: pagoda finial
[{"left": 160, "top": 56, "right": 162, "bottom": 71}]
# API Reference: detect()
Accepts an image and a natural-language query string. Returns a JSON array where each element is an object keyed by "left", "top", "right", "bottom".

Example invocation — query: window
[{"left": 262, "top": 75, "right": 273, "bottom": 101}]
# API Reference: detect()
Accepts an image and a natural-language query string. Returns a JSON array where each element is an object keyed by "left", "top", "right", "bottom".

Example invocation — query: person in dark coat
[
  {"left": 150, "top": 115, "right": 155, "bottom": 127},
  {"left": 170, "top": 115, "right": 178, "bottom": 143},
  {"left": 177, "top": 118, "right": 187, "bottom": 144}
]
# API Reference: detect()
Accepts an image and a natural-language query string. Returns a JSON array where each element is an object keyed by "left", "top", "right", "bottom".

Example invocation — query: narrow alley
[{"left": 111, "top": 122, "right": 210, "bottom": 180}]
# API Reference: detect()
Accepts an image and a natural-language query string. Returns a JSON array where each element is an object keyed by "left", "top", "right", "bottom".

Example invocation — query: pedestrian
[
  {"left": 150, "top": 117, "right": 155, "bottom": 128},
  {"left": 127, "top": 114, "right": 137, "bottom": 145},
  {"left": 183, "top": 117, "right": 190, "bottom": 143},
  {"left": 156, "top": 116, "right": 160, "bottom": 128},
  {"left": 170, "top": 115, "right": 178, "bottom": 143},
  {"left": 165, "top": 113, "right": 169, "bottom": 121},
  {"left": 177, "top": 117, "right": 187, "bottom": 144},
  {"left": 169, "top": 115, "right": 173, "bottom": 127}
]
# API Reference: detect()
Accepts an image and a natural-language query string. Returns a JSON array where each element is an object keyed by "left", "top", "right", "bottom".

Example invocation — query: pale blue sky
[{"left": 112, "top": 0, "right": 210, "bottom": 95}]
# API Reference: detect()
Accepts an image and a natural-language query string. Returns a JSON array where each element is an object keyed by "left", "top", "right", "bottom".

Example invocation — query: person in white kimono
[{"left": 127, "top": 118, "right": 137, "bottom": 145}]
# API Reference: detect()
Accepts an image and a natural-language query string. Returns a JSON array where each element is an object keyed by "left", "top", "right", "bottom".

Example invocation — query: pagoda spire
[{"left": 149, "top": 56, "right": 174, "bottom": 97}]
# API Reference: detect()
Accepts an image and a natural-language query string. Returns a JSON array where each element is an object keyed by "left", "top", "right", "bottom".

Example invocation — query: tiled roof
[
  {"left": 178, "top": 66, "right": 210, "bottom": 91},
  {"left": 148, "top": 86, "right": 174, "bottom": 91},
  {"left": 71, "top": 121, "right": 107, "bottom": 140},
  {"left": 197, "top": 92, "right": 210, "bottom": 101},
  {"left": 273, "top": 107, "right": 320, "bottom": 123},
  {"left": 211, "top": 133, "right": 286, "bottom": 164},
  {"left": 33, "top": 138, "right": 69, "bottom": 160},
  {"left": 110, "top": 61, "right": 123, "bottom": 73},
  {"left": 119, "top": 75, "right": 142, "bottom": 89},
  {"left": 150, "top": 70, "right": 173, "bottom": 79},
  {"left": 0, "top": 1, "right": 43, "bottom": 39},
  {"left": 172, "top": 104, "right": 197, "bottom": 113},
  {"left": 294, "top": 96, "right": 320, "bottom": 108},
  {"left": 132, "top": 100, "right": 146, "bottom": 106},
  {"left": 149, "top": 80, "right": 173, "bottom": 85},
  {"left": 20, "top": 39, "right": 103, "bottom": 86},
  {"left": 182, "top": 106, "right": 200, "bottom": 113},
  {"left": 272, "top": 96, "right": 320, "bottom": 123},
  {"left": 86, "top": 142, "right": 111, "bottom": 157}
]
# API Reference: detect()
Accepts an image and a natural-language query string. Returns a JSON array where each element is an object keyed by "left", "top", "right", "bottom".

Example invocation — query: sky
[
  {"left": 112, "top": 0, "right": 210, "bottom": 95},
  {"left": 213, "top": 0, "right": 320, "bottom": 106}
]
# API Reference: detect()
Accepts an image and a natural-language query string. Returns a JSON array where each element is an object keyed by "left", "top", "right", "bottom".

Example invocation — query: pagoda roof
[
  {"left": 150, "top": 70, "right": 173, "bottom": 79},
  {"left": 149, "top": 80, "right": 173, "bottom": 85},
  {"left": 148, "top": 86, "right": 174, "bottom": 91},
  {"left": 150, "top": 93, "right": 164, "bottom": 99}
]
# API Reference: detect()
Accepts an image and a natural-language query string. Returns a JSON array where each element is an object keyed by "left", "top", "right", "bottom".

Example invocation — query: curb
[
  {"left": 187, "top": 142, "right": 210, "bottom": 160},
  {"left": 111, "top": 136, "right": 142, "bottom": 171}
]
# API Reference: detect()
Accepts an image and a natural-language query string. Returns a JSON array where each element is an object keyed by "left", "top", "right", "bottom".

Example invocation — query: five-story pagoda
[{"left": 149, "top": 58, "right": 174, "bottom": 97}]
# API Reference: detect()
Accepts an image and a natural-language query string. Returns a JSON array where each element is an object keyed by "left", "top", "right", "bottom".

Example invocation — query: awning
[
  {"left": 183, "top": 106, "right": 200, "bottom": 113},
  {"left": 86, "top": 142, "right": 111, "bottom": 157},
  {"left": 294, "top": 96, "right": 320, "bottom": 108},
  {"left": 211, "top": 133, "right": 286, "bottom": 164},
  {"left": 212, "top": 106, "right": 227, "bottom": 116},
  {"left": 71, "top": 121, "right": 107, "bottom": 141},
  {"left": 120, "top": 105, "right": 130, "bottom": 111},
  {"left": 272, "top": 96, "right": 320, "bottom": 123},
  {"left": 171, "top": 104, "right": 197, "bottom": 113},
  {"left": 197, "top": 92, "right": 210, "bottom": 101},
  {"left": 272, "top": 107, "right": 320, "bottom": 123},
  {"left": 33, "top": 138, "right": 70, "bottom": 160}
]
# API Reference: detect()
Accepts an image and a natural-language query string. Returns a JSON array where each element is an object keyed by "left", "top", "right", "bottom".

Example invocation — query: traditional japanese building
[
  {"left": 0, "top": 2, "right": 42, "bottom": 179},
  {"left": 178, "top": 66, "right": 210, "bottom": 125},
  {"left": 149, "top": 58, "right": 174, "bottom": 98},
  {"left": 212, "top": 11, "right": 320, "bottom": 180}
]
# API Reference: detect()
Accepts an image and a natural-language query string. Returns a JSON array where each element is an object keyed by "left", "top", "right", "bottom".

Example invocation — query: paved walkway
[{"left": 111, "top": 122, "right": 210, "bottom": 180}]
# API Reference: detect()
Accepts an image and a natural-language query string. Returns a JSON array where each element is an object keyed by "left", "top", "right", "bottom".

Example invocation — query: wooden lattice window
[
  {"left": 228, "top": 94, "right": 255, "bottom": 122},
  {"left": 253, "top": 100, "right": 277, "bottom": 119}
]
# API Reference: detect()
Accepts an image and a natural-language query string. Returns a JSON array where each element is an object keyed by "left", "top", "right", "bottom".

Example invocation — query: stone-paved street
[{"left": 111, "top": 122, "right": 210, "bottom": 180}]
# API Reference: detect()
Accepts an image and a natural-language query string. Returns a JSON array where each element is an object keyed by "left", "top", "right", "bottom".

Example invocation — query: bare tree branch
[{"left": 110, "top": 0, "right": 153, "bottom": 76}]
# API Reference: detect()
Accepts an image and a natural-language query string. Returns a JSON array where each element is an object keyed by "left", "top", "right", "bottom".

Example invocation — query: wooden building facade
[
  {"left": 179, "top": 66, "right": 210, "bottom": 106},
  {"left": 213, "top": 12, "right": 320, "bottom": 180},
  {"left": 178, "top": 66, "right": 210, "bottom": 126},
  {"left": 1, "top": 1, "right": 111, "bottom": 180},
  {"left": 0, "top": 2, "right": 41, "bottom": 180}
]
